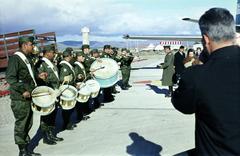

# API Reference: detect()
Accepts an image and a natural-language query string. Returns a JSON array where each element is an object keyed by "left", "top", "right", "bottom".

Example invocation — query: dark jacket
[
  {"left": 174, "top": 51, "right": 185, "bottom": 75},
  {"left": 36, "top": 58, "right": 60, "bottom": 89},
  {"left": 6, "top": 53, "right": 36, "bottom": 100},
  {"left": 172, "top": 45, "right": 240, "bottom": 156}
]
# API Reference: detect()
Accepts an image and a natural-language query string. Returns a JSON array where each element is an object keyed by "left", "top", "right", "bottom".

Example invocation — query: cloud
[{"left": 0, "top": 0, "right": 235, "bottom": 41}]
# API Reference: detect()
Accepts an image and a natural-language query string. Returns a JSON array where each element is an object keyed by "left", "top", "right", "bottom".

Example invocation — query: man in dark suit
[
  {"left": 172, "top": 8, "right": 240, "bottom": 155},
  {"left": 173, "top": 45, "right": 185, "bottom": 83}
]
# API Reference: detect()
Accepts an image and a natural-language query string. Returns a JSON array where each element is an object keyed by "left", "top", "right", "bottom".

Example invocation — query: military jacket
[
  {"left": 100, "top": 52, "right": 111, "bottom": 58},
  {"left": 59, "top": 60, "right": 76, "bottom": 86},
  {"left": 120, "top": 55, "right": 133, "bottom": 68},
  {"left": 6, "top": 53, "right": 36, "bottom": 100},
  {"left": 37, "top": 57, "right": 60, "bottom": 89},
  {"left": 74, "top": 61, "right": 86, "bottom": 83},
  {"left": 83, "top": 54, "right": 95, "bottom": 74}
]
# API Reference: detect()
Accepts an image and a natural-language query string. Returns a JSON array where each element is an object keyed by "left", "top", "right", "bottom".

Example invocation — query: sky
[{"left": 0, "top": 0, "right": 237, "bottom": 42}]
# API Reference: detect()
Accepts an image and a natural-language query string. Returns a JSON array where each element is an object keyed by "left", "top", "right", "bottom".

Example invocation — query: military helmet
[
  {"left": 75, "top": 51, "right": 85, "bottom": 57},
  {"left": 63, "top": 47, "right": 73, "bottom": 57},
  {"left": 43, "top": 44, "right": 55, "bottom": 53},
  {"left": 91, "top": 49, "right": 98, "bottom": 54},
  {"left": 81, "top": 44, "right": 90, "bottom": 50},
  {"left": 19, "top": 36, "right": 36, "bottom": 47},
  {"left": 103, "top": 45, "right": 111, "bottom": 50}
]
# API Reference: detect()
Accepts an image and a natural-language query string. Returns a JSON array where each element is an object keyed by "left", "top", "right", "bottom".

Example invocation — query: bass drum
[
  {"left": 59, "top": 85, "right": 78, "bottom": 110},
  {"left": 90, "top": 58, "right": 119, "bottom": 88},
  {"left": 76, "top": 83, "right": 91, "bottom": 103},
  {"left": 85, "top": 79, "right": 100, "bottom": 98},
  {"left": 31, "top": 86, "right": 56, "bottom": 116}
]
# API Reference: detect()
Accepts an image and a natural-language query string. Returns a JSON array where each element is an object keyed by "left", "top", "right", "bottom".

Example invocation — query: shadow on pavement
[
  {"left": 146, "top": 84, "right": 169, "bottom": 95},
  {"left": 126, "top": 132, "right": 162, "bottom": 156}
]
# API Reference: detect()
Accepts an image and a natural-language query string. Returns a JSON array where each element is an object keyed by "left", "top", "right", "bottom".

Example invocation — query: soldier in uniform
[
  {"left": 6, "top": 36, "right": 41, "bottom": 156},
  {"left": 73, "top": 51, "right": 91, "bottom": 120},
  {"left": 160, "top": 46, "right": 175, "bottom": 97},
  {"left": 100, "top": 45, "right": 114, "bottom": 102},
  {"left": 110, "top": 47, "right": 120, "bottom": 94},
  {"left": 82, "top": 44, "right": 95, "bottom": 76},
  {"left": 59, "top": 47, "right": 76, "bottom": 130},
  {"left": 36, "top": 45, "right": 64, "bottom": 145},
  {"left": 120, "top": 48, "right": 134, "bottom": 90}
]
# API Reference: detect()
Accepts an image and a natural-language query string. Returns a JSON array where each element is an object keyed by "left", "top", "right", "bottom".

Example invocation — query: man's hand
[{"left": 23, "top": 91, "right": 31, "bottom": 98}]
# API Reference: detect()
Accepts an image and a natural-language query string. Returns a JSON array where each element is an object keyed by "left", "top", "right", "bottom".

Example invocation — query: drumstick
[
  {"left": 61, "top": 79, "right": 67, "bottom": 86},
  {"left": 92, "top": 66, "right": 105, "bottom": 73},
  {"left": 32, "top": 92, "right": 51, "bottom": 97}
]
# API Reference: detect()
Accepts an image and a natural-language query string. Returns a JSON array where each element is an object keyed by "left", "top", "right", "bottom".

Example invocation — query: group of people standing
[
  {"left": 159, "top": 45, "right": 203, "bottom": 97},
  {"left": 6, "top": 39, "right": 133, "bottom": 156}
]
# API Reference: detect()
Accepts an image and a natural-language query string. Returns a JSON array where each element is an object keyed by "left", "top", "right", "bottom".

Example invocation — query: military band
[{"left": 6, "top": 36, "right": 133, "bottom": 156}]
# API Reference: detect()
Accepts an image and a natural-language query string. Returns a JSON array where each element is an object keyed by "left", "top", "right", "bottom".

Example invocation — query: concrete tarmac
[{"left": 0, "top": 55, "right": 195, "bottom": 156}]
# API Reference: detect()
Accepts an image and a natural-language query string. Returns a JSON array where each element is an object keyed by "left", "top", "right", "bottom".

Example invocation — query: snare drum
[
  {"left": 59, "top": 85, "right": 78, "bottom": 110},
  {"left": 31, "top": 86, "right": 56, "bottom": 116},
  {"left": 76, "top": 83, "right": 91, "bottom": 103},
  {"left": 85, "top": 79, "right": 100, "bottom": 98}
]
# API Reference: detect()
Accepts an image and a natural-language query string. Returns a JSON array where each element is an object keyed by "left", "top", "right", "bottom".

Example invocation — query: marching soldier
[
  {"left": 120, "top": 48, "right": 134, "bottom": 90},
  {"left": 6, "top": 36, "right": 41, "bottom": 156},
  {"left": 36, "top": 45, "right": 64, "bottom": 145},
  {"left": 59, "top": 47, "right": 76, "bottom": 130}
]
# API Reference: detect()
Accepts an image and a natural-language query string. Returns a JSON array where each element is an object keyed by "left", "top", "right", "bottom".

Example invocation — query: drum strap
[
  {"left": 42, "top": 57, "right": 59, "bottom": 80},
  {"left": 14, "top": 52, "right": 37, "bottom": 86},
  {"left": 74, "top": 62, "right": 86, "bottom": 78},
  {"left": 60, "top": 60, "right": 76, "bottom": 77}
]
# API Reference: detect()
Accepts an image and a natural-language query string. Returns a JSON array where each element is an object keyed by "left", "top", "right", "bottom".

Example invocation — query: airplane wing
[
  {"left": 182, "top": 18, "right": 199, "bottom": 23},
  {"left": 123, "top": 17, "right": 202, "bottom": 42},
  {"left": 123, "top": 34, "right": 202, "bottom": 42}
]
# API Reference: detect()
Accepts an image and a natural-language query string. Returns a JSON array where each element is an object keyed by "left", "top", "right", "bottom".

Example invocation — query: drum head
[
  {"left": 59, "top": 85, "right": 78, "bottom": 101},
  {"left": 85, "top": 79, "right": 100, "bottom": 93},
  {"left": 90, "top": 58, "right": 119, "bottom": 79},
  {"left": 32, "top": 86, "right": 56, "bottom": 108}
]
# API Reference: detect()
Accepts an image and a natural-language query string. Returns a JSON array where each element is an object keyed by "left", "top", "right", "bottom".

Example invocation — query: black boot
[
  {"left": 43, "top": 130, "right": 57, "bottom": 145},
  {"left": 121, "top": 85, "right": 128, "bottom": 90},
  {"left": 18, "top": 145, "right": 30, "bottom": 156},
  {"left": 28, "top": 151, "right": 41, "bottom": 156},
  {"left": 127, "top": 84, "right": 132, "bottom": 88},
  {"left": 49, "top": 128, "right": 64, "bottom": 142},
  {"left": 66, "top": 123, "right": 75, "bottom": 130}
]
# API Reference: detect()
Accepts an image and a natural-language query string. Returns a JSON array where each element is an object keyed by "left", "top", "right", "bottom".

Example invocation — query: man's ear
[{"left": 203, "top": 34, "right": 210, "bottom": 46}]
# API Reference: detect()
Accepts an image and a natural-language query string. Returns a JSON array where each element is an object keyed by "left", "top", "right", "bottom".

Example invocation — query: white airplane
[{"left": 123, "top": 1, "right": 240, "bottom": 44}]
